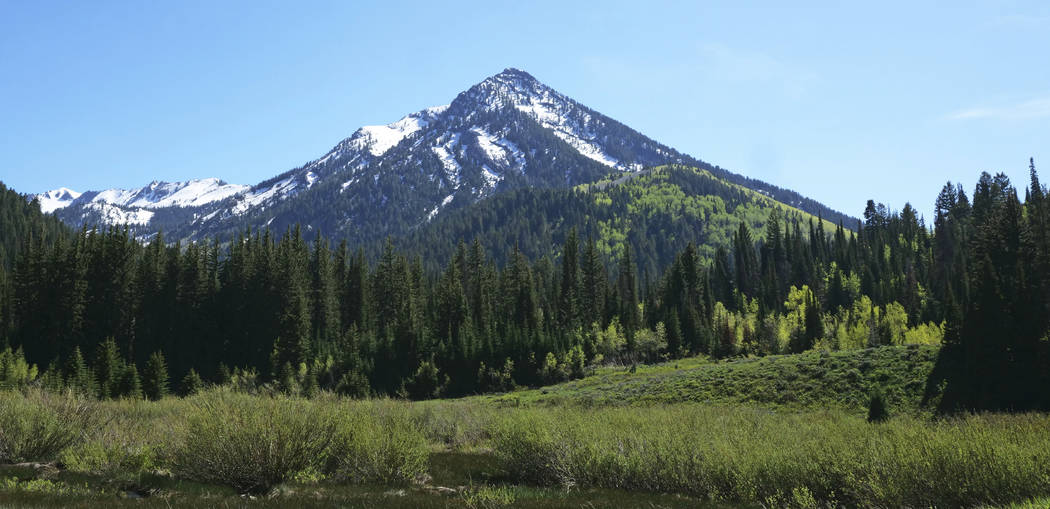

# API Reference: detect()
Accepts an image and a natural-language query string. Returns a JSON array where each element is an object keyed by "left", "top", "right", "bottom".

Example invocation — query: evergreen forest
[{"left": 1, "top": 162, "right": 1047, "bottom": 412}]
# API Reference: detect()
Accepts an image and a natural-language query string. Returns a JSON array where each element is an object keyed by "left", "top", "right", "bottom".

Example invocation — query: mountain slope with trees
[
  {"left": 3, "top": 160, "right": 1045, "bottom": 411},
  {"left": 391, "top": 165, "right": 841, "bottom": 276}
]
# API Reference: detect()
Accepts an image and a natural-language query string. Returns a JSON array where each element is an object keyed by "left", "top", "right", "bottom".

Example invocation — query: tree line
[{"left": 0, "top": 162, "right": 1046, "bottom": 410}]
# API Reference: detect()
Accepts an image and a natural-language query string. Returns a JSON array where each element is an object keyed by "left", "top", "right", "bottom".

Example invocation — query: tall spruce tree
[{"left": 143, "top": 351, "right": 169, "bottom": 401}]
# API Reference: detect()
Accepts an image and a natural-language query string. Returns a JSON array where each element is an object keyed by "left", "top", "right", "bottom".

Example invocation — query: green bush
[
  {"left": 167, "top": 391, "right": 336, "bottom": 494},
  {"left": 490, "top": 405, "right": 1050, "bottom": 507},
  {"left": 58, "top": 398, "right": 159, "bottom": 480},
  {"left": 412, "top": 402, "right": 494, "bottom": 451},
  {"left": 867, "top": 389, "right": 889, "bottom": 423},
  {"left": 325, "top": 401, "right": 429, "bottom": 485},
  {"left": 0, "top": 389, "right": 99, "bottom": 464}
]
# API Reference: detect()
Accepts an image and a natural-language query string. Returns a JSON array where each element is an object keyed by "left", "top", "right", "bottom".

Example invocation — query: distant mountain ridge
[{"left": 34, "top": 68, "right": 856, "bottom": 244}]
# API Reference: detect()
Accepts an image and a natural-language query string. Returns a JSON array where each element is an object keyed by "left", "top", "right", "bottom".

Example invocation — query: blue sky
[{"left": 2, "top": 1, "right": 1048, "bottom": 219}]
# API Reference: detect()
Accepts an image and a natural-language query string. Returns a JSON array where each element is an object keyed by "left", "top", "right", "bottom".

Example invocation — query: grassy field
[
  {"left": 480, "top": 345, "right": 941, "bottom": 413},
  {"left": 1, "top": 345, "right": 1047, "bottom": 508}
]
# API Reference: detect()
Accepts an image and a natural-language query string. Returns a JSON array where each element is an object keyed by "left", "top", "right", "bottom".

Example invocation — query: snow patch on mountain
[
  {"left": 463, "top": 69, "right": 628, "bottom": 170},
  {"left": 126, "top": 179, "right": 249, "bottom": 209},
  {"left": 36, "top": 188, "right": 82, "bottom": 213},
  {"left": 84, "top": 202, "right": 154, "bottom": 225},
  {"left": 350, "top": 105, "right": 449, "bottom": 157},
  {"left": 233, "top": 176, "right": 297, "bottom": 214},
  {"left": 426, "top": 194, "right": 455, "bottom": 222},
  {"left": 45, "top": 179, "right": 248, "bottom": 212},
  {"left": 470, "top": 128, "right": 508, "bottom": 164},
  {"left": 481, "top": 165, "right": 501, "bottom": 189},
  {"left": 431, "top": 133, "right": 463, "bottom": 185}
]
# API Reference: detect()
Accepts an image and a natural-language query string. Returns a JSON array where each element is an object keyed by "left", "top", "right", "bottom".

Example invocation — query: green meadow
[{"left": 2, "top": 345, "right": 1049, "bottom": 508}]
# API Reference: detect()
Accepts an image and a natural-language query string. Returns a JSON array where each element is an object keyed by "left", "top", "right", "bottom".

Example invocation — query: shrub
[
  {"left": 325, "top": 402, "right": 429, "bottom": 485},
  {"left": 867, "top": 389, "right": 889, "bottom": 423},
  {"left": 167, "top": 391, "right": 336, "bottom": 495},
  {"left": 460, "top": 484, "right": 516, "bottom": 508},
  {"left": 413, "top": 402, "right": 493, "bottom": 450},
  {"left": 0, "top": 389, "right": 100, "bottom": 464},
  {"left": 490, "top": 405, "right": 1050, "bottom": 507},
  {"left": 59, "top": 432, "right": 156, "bottom": 480}
]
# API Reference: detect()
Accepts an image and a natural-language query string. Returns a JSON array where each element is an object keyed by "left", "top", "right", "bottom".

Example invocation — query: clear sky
[{"left": 2, "top": 1, "right": 1048, "bottom": 219}]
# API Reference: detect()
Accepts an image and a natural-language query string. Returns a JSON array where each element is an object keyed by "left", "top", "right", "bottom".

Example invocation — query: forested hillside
[
  {"left": 0, "top": 161, "right": 1044, "bottom": 410},
  {"left": 0, "top": 183, "right": 68, "bottom": 269},
  {"left": 392, "top": 165, "right": 840, "bottom": 276}
]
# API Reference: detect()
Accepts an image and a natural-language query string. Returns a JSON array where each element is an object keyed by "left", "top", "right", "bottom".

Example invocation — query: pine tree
[
  {"left": 617, "top": 243, "right": 639, "bottom": 348},
  {"left": 63, "top": 346, "right": 95, "bottom": 396},
  {"left": 117, "top": 364, "right": 143, "bottom": 399},
  {"left": 180, "top": 368, "right": 205, "bottom": 396},
  {"left": 310, "top": 233, "right": 340, "bottom": 349},
  {"left": 143, "top": 351, "right": 169, "bottom": 401},
  {"left": 93, "top": 337, "right": 124, "bottom": 399},
  {"left": 580, "top": 236, "right": 607, "bottom": 328},
  {"left": 733, "top": 223, "right": 759, "bottom": 297}
]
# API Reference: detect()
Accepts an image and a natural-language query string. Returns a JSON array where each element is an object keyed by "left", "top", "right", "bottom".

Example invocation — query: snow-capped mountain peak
[
  {"left": 33, "top": 178, "right": 251, "bottom": 231},
  {"left": 36, "top": 187, "right": 82, "bottom": 214},
  {"left": 80, "top": 178, "right": 250, "bottom": 210},
  {"left": 38, "top": 67, "right": 695, "bottom": 240},
  {"left": 451, "top": 68, "right": 641, "bottom": 170}
]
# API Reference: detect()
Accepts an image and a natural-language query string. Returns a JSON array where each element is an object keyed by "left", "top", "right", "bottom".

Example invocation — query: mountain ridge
[{"left": 34, "top": 68, "right": 858, "bottom": 245}]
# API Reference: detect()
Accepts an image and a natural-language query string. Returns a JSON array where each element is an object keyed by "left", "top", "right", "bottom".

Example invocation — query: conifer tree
[
  {"left": 63, "top": 346, "right": 95, "bottom": 396},
  {"left": 558, "top": 228, "right": 581, "bottom": 330},
  {"left": 180, "top": 368, "right": 205, "bottom": 396},
  {"left": 580, "top": 236, "right": 606, "bottom": 328},
  {"left": 118, "top": 364, "right": 143, "bottom": 399},
  {"left": 733, "top": 223, "right": 759, "bottom": 298},
  {"left": 617, "top": 243, "right": 639, "bottom": 347},
  {"left": 93, "top": 337, "right": 124, "bottom": 399},
  {"left": 143, "top": 351, "right": 169, "bottom": 401}
]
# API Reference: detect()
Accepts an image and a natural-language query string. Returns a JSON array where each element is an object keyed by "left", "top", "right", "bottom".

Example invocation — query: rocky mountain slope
[{"left": 35, "top": 68, "right": 854, "bottom": 244}]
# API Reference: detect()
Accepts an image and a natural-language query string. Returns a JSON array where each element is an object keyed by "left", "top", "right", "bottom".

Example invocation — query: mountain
[
  {"left": 36, "top": 188, "right": 82, "bottom": 214},
  {"left": 35, "top": 68, "right": 856, "bottom": 246},
  {"left": 391, "top": 164, "right": 841, "bottom": 276}
]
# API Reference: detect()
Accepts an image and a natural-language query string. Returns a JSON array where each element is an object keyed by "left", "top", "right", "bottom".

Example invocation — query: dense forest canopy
[{"left": 0, "top": 161, "right": 1046, "bottom": 411}]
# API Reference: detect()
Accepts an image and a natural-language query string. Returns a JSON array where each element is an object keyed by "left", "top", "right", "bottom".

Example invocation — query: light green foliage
[
  {"left": 0, "top": 347, "right": 37, "bottom": 390},
  {"left": 0, "top": 382, "right": 1047, "bottom": 508},
  {"left": 880, "top": 302, "right": 909, "bottom": 345},
  {"left": 822, "top": 296, "right": 942, "bottom": 350},
  {"left": 904, "top": 321, "right": 944, "bottom": 345},
  {"left": 491, "top": 406, "right": 1050, "bottom": 507},
  {"left": 633, "top": 324, "right": 667, "bottom": 363},
  {"left": 592, "top": 319, "right": 626, "bottom": 362},
  {"left": 459, "top": 484, "right": 516, "bottom": 508},
  {"left": 326, "top": 401, "right": 429, "bottom": 485},
  {"left": 0, "top": 477, "right": 93, "bottom": 496},
  {"left": 166, "top": 391, "right": 430, "bottom": 495},
  {"left": 583, "top": 166, "right": 837, "bottom": 264},
  {"left": 59, "top": 431, "right": 156, "bottom": 481},
  {"left": 487, "top": 345, "right": 940, "bottom": 412},
  {"left": 56, "top": 396, "right": 171, "bottom": 480},
  {"left": 0, "top": 389, "right": 99, "bottom": 464}
]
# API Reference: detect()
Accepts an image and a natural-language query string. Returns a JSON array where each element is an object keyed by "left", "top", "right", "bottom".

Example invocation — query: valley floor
[{"left": 1, "top": 345, "right": 1048, "bottom": 508}]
